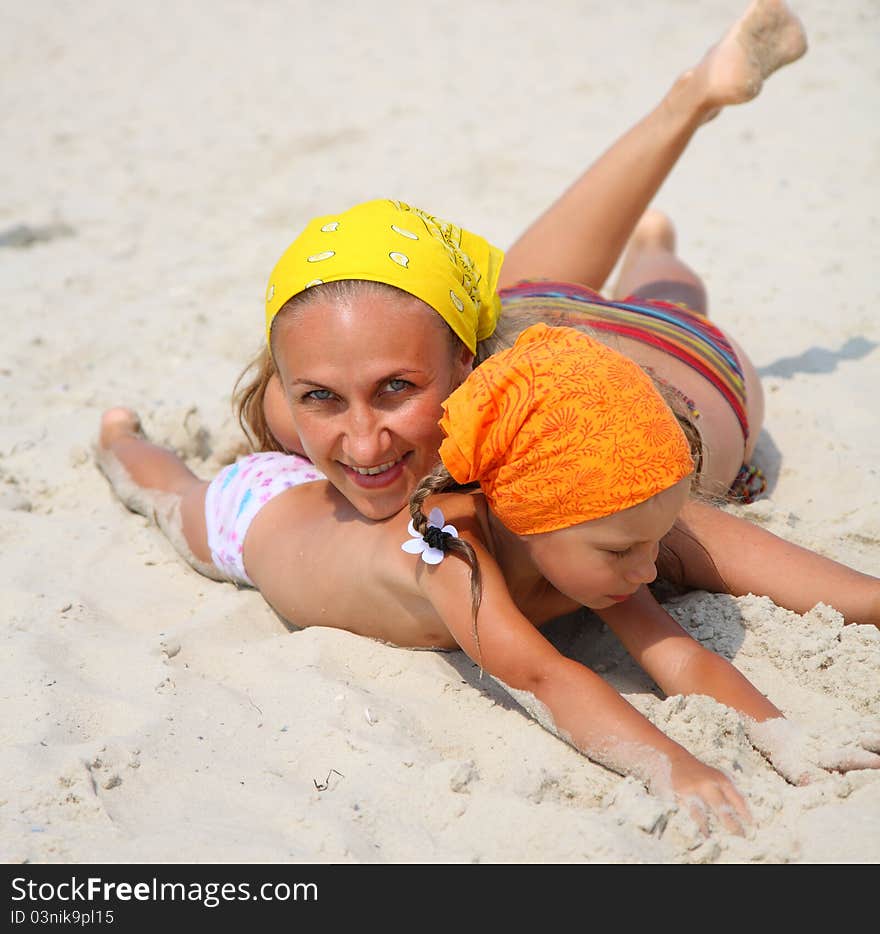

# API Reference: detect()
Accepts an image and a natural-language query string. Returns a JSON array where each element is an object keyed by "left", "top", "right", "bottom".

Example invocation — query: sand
[{"left": 1, "top": 0, "right": 878, "bottom": 864}]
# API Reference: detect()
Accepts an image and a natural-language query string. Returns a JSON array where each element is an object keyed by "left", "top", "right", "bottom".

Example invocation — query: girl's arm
[
  {"left": 596, "top": 586, "right": 781, "bottom": 723},
  {"left": 417, "top": 536, "right": 751, "bottom": 835}
]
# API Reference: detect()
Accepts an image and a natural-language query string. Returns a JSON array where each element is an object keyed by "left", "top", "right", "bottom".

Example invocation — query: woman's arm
[{"left": 662, "top": 498, "right": 880, "bottom": 627}]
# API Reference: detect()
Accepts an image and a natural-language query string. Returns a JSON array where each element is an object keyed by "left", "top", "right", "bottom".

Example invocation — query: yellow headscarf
[
  {"left": 439, "top": 323, "right": 695, "bottom": 534},
  {"left": 265, "top": 199, "right": 505, "bottom": 353}
]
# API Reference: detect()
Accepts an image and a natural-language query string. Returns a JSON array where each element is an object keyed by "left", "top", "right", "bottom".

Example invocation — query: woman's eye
[
  {"left": 304, "top": 389, "right": 334, "bottom": 402},
  {"left": 385, "top": 378, "right": 411, "bottom": 393},
  {"left": 609, "top": 547, "right": 632, "bottom": 558}
]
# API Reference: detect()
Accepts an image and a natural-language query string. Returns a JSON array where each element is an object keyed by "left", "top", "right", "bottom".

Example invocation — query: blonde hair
[{"left": 234, "top": 346, "right": 282, "bottom": 452}]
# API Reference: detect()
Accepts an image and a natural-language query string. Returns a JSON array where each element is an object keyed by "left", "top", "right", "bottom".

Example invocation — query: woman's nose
[{"left": 341, "top": 406, "right": 391, "bottom": 465}]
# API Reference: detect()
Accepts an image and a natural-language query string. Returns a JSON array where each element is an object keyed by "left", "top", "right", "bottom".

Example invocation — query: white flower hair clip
[{"left": 401, "top": 507, "right": 459, "bottom": 565}]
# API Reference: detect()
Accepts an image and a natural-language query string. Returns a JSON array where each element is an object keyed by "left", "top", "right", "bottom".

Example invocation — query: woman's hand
[
  {"left": 660, "top": 753, "right": 752, "bottom": 836},
  {"left": 746, "top": 717, "right": 880, "bottom": 785}
]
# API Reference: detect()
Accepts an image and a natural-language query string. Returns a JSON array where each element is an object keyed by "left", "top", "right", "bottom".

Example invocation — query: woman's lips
[{"left": 341, "top": 453, "right": 409, "bottom": 489}]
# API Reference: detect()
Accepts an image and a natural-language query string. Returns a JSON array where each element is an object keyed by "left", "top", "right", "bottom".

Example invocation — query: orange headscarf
[{"left": 438, "top": 323, "right": 694, "bottom": 534}]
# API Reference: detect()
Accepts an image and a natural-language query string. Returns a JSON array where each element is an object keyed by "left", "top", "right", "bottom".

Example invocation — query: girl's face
[
  {"left": 273, "top": 290, "right": 472, "bottom": 521},
  {"left": 520, "top": 478, "right": 691, "bottom": 610}
]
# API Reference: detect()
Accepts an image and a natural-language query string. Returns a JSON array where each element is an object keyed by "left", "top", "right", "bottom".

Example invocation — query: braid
[
  {"left": 409, "top": 463, "right": 484, "bottom": 665},
  {"left": 408, "top": 463, "right": 457, "bottom": 531}
]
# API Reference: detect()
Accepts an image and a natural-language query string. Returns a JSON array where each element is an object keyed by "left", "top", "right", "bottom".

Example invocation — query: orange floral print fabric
[{"left": 438, "top": 323, "right": 694, "bottom": 534}]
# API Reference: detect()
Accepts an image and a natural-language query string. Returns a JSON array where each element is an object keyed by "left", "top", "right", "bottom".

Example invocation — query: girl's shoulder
[
  {"left": 411, "top": 490, "right": 493, "bottom": 551},
  {"left": 382, "top": 489, "right": 494, "bottom": 589}
]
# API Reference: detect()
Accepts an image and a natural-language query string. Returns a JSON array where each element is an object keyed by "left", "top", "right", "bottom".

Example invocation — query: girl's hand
[
  {"left": 746, "top": 717, "right": 880, "bottom": 785},
  {"left": 661, "top": 755, "right": 752, "bottom": 836}
]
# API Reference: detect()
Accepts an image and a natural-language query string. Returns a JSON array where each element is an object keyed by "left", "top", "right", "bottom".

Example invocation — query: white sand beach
[{"left": 1, "top": 0, "right": 878, "bottom": 864}]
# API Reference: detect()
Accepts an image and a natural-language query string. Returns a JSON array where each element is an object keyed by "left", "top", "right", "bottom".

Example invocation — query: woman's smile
[{"left": 341, "top": 453, "right": 410, "bottom": 487}]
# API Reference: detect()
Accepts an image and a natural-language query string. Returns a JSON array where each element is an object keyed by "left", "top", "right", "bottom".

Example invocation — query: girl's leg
[
  {"left": 662, "top": 499, "right": 880, "bottom": 628},
  {"left": 498, "top": 0, "right": 807, "bottom": 291},
  {"left": 97, "top": 407, "right": 213, "bottom": 568}
]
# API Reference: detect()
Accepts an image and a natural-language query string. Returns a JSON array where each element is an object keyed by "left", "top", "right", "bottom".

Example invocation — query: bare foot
[
  {"left": 99, "top": 406, "right": 144, "bottom": 450},
  {"left": 95, "top": 407, "right": 221, "bottom": 578},
  {"left": 96, "top": 406, "right": 199, "bottom": 522},
  {"left": 692, "top": 0, "right": 808, "bottom": 120}
]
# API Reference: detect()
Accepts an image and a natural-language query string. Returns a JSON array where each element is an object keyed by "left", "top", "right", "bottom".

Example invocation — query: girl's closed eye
[{"left": 607, "top": 546, "right": 633, "bottom": 558}]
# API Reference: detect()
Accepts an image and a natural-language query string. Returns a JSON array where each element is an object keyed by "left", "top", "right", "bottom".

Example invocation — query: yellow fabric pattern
[
  {"left": 439, "top": 323, "right": 694, "bottom": 534},
  {"left": 265, "top": 199, "right": 504, "bottom": 353}
]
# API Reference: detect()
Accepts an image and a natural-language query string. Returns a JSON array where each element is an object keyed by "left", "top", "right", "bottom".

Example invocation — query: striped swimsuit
[{"left": 498, "top": 280, "right": 750, "bottom": 443}]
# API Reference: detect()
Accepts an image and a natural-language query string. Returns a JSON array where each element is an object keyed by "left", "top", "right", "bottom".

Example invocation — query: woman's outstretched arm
[{"left": 663, "top": 498, "right": 880, "bottom": 627}]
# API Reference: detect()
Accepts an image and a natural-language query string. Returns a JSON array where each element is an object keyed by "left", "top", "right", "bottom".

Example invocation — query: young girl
[{"left": 96, "top": 323, "right": 880, "bottom": 837}]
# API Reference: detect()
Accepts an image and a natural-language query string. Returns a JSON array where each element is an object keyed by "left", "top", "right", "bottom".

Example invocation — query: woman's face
[
  {"left": 520, "top": 478, "right": 691, "bottom": 610},
  {"left": 273, "top": 290, "right": 472, "bottom": 521}
]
